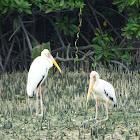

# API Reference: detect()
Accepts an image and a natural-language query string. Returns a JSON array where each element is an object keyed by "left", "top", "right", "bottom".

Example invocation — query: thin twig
[
  {"left": 94, "top": 9, "right": 122, "bottom": 40},
  {"left": 18, "top": 15, "right": 32, "bottom": 53},
  {"left": 3, "top": 37, "right": 15, "bottom": 71},
  {"left": 86, "top": 0, "right": 103, "bottom": 35}
]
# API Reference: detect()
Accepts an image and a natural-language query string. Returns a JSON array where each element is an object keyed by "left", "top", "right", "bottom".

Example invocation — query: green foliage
[
  {"left": 31, "top": 42, "right": 51, "bottom": 60},
  {"left": 92, "top": 28, "right": 131, "bottom": 67},
  {"left": 113, "top": 0, "right": 140, "bottom": 40},
  {"left": 0, "top": 0, "right": 32, "bottom": 15},
  {"left": 122, "top": 16, "right": 140, "bottom": 40},
  {"left": 55, "top": 16, "right": 78, "bottom": 37},
  {"left": 113, "top": 0, "right": 139, "bottom": 13},
  {"left": 0, "top": 0, "right": 85, "bottom": 16}
]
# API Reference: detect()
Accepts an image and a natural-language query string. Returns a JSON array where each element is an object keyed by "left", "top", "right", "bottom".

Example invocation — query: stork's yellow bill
[
  {"left": 52, "top": 60, "right": 61, "bottom": 73},
  {"left": 87, "top": 81, "right": 95, "bottom": 102}
]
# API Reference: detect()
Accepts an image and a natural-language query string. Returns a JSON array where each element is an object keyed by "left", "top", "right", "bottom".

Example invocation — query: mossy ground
[{"left": 0, "top": 69, "right": 140, "bottom": 139}]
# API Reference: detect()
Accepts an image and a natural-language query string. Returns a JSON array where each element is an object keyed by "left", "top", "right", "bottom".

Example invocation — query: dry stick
[
  {"left": 18, "top": 15, "right": 32, "bottom": 54},
  {"left": 85, "top": 17, "right": 97, "bottom": 33},
  {"left": 110, "top": 60, "right": 129, "bottom": 71},
  {"left": 3, "top": 37, "right": 15, "bottom": 71},
  {"left": 79, "top": 118, "right": 108, "bottom": 128},
  {"left": 101, "top": 6, "right": 128, "bottom": 20},
  {"left": 76, "top": 50, "right": 100, "bottom": 67},
  {"left": 0, "top": 25, "right": 6, "bottom": 58},
  {"left": 86, "top": 0, "right": 103, "bottom": 35},
  {"left": 79, "top": 118, "right": 96, "bottom": 128},
  {"left": 94, "top": 9, "right": 122, "bottom": 40},
  {"left": 9, "top": 26, "right": 21, "bottom": 41},
  {"left": 16, "top": 36, "right": 23, "bottom": 68},
  {"left": 26, "top": 30, "right": 40, "bottom": 45},
  {"left": 80, "top": 33, "right": 91, "bottom": 45},
  {"left": 48, "top": 18, "right": 65, "bottom": 48},
  {"left": 48, "top": 17, "right": 66, "bottom": 67},
  {"left": 23, "top": 34, "right": 27, "bottom": 69},
  {"left": 0, "top": 56, "right": 4, "bottom": 71},
  {"left": 55, "top": 51, "right": 94, "bottom": 62},
  {"left": 52, "top": 45, "right": 94, "bottom": 54}
]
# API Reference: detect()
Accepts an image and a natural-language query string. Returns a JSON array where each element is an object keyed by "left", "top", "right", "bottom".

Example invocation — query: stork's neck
[
  {"left": 41, "top": 55, "right": 53, "bottom": 68},
  {"left": 93, "top": 78, "right": 99, "bottom": 89}
]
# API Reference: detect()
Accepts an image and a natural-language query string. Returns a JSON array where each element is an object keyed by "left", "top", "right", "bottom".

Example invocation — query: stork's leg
[
  {"left": 79, "top": 100, "right": 98, "bottom": 128},
  {"left": 39, "top": 85, "right": 43, "bottom": 116},
  {"left": 105, "top": 101, "right": 108, "bottom": 120},
  {"left": 92, "top": 101, "right": 108, "bottom": 127},
  {"left": 36, "top": 87, "right": 39, "bottom": 116},
  {"left": 95, "top": 100, "right": 98, "bottom": 120}
]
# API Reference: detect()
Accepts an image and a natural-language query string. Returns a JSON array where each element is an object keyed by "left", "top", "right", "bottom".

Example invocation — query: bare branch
[
  {"left": 94, "top": 9, "right": 122, "bottom": 40},
  {"left": 52, "top": 44, "right": 94, "bottom": 54},
  {"left": 110, "top": 60, "right": 129, "bottom": 71},
  {"left": 18, "top": 15, "right": 32, "bottom": 53},
  {"left": 3, "top": 37, "right": 15, "bottom": 71},
  {"left": 86, "top": 0, "right": 103, "bottom": 35},
  {"left": 55, "top": 51, "right": 94, "bottom": 62}
]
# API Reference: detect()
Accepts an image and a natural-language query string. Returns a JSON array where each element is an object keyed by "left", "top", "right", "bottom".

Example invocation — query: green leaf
[
  {"left": 99, "top": 40, "right": 105, "bottom": 48},
  {"left": 138, "top": 30, "right": 140, "bottom": 36},
  {"left": 24, "top": 9, "right": 32, "bottom": 14},
  {"left": 121, "top": 32, "right": 126, "bottom": 36},
  {"left": 45, "top": 8, "right": 52, "bottom": 13},
  {"left": 2, "top": 7, "right": 8, "bottom": 14},
  {"left": 96, "top": 53, "right": 102, "bottom": 60},
  {"left": 109, "top": 37, "right": 114, "bottom": 42},
  {"left": 93, "top": 45, "right": 103, "bottom": 51},
  {"left": 121, "top": 54, "right": 130, "bottom": 61},
  {"left": 14, "top": 0, "right": 20, "bottom": 6},
  {"left": 130, "top": 0, "right": 135, "bottom": 5},
  {"left": 95, "top": 33, "right": 99, "bottom": 36},
  {"left": 96, "top": 28, "right": 100, "bottom": 33},
  {"left": 104, "top": 37, "right": 110, "bottom": 42},
  {"left": 60, "top": 0, "right": 64, "bottom": 6},
  {"left": 92, "top": 62, "right": 96, "bottom": 68},
  {"left": 104, "top": 52, "right": 115, "bottom": 57},
  {"left": 18, "top": 8, "right": 23, "bottom": 13},
  {"left": 92, "top": 37, "right": 99, "bottom": 43},
  {"left": 106, "top": 56, "right": 110, "bottom": 62},
  {"left": 94, "top": 50, "right": 103, "bottom": 54},
  {"left": 128, "top": 18, "right": 135, "bottom": 23},
  {"left": 131, "top": 27, "right": 138, "bottom": 30}
]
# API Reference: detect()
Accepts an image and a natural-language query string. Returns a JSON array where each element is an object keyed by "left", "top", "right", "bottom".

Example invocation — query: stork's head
[
  {"left": 87, "top": 71, "right": 99, "bottom": 102},
  {"left": 90, "top": 71, "right": 99, "bottom": 82},
  {"left": 41, "top": 49, "right": 61, "bottom": 73}
]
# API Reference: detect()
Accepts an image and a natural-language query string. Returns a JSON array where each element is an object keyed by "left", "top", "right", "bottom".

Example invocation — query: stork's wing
[
  {"left": 101, "top": 79, "right": 117, "bottom": 104},
  {"left": 27, "top": 57, "right": 49, "bottom": 97}
]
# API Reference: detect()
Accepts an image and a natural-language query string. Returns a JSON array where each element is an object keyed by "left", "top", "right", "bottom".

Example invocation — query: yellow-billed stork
[
  {"left": 27, "top": 49, "right": 61, "bottom": 116},
  {"left": 86, "top": 71, "right": 117, "bottom": 126}
]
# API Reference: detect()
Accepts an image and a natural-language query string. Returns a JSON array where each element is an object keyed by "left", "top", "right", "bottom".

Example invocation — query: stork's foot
[
  {"left": 35, "top": 113, "right": 43, "bottom": 117},
  {"left": 79, "top": 118, "right": 97, "bottom": 128},
  {"left": 93, "top": 117, "right": 108, "bottom": 127},
  {"left": 38, "top": 113, "right": 43, "bottom": 117}
]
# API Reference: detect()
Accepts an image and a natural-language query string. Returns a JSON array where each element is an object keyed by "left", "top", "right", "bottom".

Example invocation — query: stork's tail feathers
[{"left": 114, "top": 104, "right": 117, "bottom": 107}]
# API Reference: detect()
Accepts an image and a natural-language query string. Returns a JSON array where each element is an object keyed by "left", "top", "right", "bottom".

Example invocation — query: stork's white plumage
[
  {"left": 87, "top": 71, "right": 117, "bottom": 123},
  {"left": 27, "top": 49, "right": 61, "bottom": 116}
]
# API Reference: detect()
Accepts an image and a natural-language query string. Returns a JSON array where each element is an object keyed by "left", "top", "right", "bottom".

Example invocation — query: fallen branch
[{"left": 55, "top": 51, "right": 94, "bottom": 62}]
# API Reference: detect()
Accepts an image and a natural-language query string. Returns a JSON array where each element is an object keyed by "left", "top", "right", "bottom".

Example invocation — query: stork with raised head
[
  {"left": 81, "top": 71, "right": 117, "bottom": 127},
  {"left": 27, "top": 49, "right": 61, "bottom": 116}
]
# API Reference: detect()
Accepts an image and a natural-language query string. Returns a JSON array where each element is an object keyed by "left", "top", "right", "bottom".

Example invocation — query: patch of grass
[{"left": 0, "top": 69, "right": 140, "bottom": 139}]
